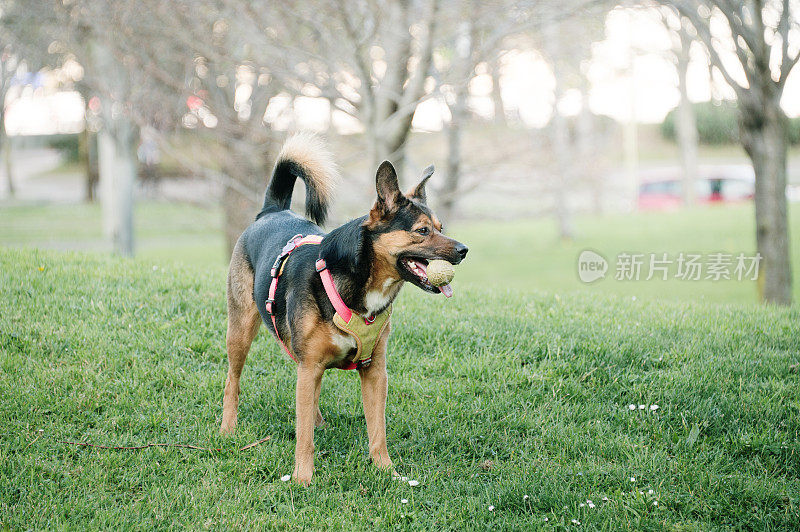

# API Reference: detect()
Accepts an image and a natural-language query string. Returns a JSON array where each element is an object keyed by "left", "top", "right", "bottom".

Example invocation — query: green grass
[
  {"left": 2, "top": 200, "right": 798, "bottom": 305},
  {"left": 455, "top": 203, "right": 800, "bottom": 305},
  {"left": 0, "top": 201, "right": 226, "bottom": 265},
  {"left": 1, "top": 248, "right": 798, "bottom": 529}
]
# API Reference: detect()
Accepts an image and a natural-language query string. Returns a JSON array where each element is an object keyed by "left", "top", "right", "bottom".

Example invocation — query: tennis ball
[{"left": 426, "top": 259, "right": 455, "bottom": 286}]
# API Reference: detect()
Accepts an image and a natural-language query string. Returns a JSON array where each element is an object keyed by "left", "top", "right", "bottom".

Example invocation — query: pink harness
[{"left": 265, "top": 234, "right": 371, "bottom": 370}]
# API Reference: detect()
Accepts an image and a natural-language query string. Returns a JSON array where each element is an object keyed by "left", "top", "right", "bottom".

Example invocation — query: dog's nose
[{"left": 456, "top": 243, "right": 469, "bottom": 260}]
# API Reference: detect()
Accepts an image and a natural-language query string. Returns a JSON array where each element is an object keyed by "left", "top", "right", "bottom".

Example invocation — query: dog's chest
[
  {"left": 330, "top": 329, "right": 357, "bottom": 358},
  {"left": 364, "top": 279, "right": 401, "bottom": 317}
]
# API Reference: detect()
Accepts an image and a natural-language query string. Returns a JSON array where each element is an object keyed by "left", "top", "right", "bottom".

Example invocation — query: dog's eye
[{"left": 416, "top": 227, "right": 430, "bottom": 236}]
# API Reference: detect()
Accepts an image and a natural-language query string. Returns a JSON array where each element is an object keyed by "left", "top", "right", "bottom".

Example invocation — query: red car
[{"left": 638, "top": 166, "right": 754, "bottom": 210}]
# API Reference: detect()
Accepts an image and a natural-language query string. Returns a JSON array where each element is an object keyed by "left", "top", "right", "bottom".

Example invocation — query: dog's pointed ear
[
  {"left": 406, "top": 165, "right": 434, "bottom": 203},
  {"left": 369, "top": 161, "right": 405, "bottom": 221}
]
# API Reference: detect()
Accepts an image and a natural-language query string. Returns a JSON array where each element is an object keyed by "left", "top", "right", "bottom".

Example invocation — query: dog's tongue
[{"left": 439, "top": 283, "right": 453, "bottom": 298}]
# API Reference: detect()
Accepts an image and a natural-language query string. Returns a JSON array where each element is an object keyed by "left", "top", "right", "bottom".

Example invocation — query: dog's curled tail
[{"left": 260, "top": 132, "right": 339, "bottom": 225}]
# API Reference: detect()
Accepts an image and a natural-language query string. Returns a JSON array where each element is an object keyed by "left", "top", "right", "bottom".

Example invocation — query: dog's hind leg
[{"left": 221, "top": 240, "right": 261, "bottom": 434}]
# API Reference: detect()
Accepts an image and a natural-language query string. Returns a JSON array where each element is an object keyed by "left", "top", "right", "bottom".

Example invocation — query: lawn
[
  {"left": 2, "top": 200, "right": 799, "bottom": 305},
  {"left": 455, "top": 202, "right": 800, "bottom": 305},
  {"left": 1, "top": 247, "right": 798, "bottom": 529},
  {"left": 0, "top": 201, "right": 226, "bottom": 266}
]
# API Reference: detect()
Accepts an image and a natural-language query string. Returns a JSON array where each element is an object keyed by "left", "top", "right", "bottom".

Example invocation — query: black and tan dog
[{"left": 220, "top": 133, "right": 468, "bottom": 485}]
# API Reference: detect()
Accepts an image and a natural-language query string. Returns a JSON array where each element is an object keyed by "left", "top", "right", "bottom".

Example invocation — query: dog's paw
[
  {"left": 293, "top": 470, "right": 313, "bottom": 487},
  {"left": 219, "top": 420, "right": 236, "bottom": 435},
  {"left": 293, "top": 460, "right": 314, "bottom": 487}
]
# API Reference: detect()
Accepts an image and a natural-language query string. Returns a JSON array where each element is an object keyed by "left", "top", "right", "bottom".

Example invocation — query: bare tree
[
  {"left": 661, "top": 7, "right": 699, "bottom": 205},
  {"left": 667, "top": 0, "right": 797, "bottom": 305},
  {"left": 439, "top": 0, "right": 479, "bottom": 223},
  {"left": 546, "top": 24, "right": 577, "bottom": 239},
  {"left": 537, "top": 2, "right": 609, "bottom": 238},
  {"left": 269, "top": 0, "right": 440, "bottom": 180},
  {"left": 0, "top": 1, "right": 54, "bottom": 198},
  {"left": 2, "top": 1, "right": 151, "bottom": 255},
  {"left": 0, "top": 44, "right": 15, "bottom": 197}
]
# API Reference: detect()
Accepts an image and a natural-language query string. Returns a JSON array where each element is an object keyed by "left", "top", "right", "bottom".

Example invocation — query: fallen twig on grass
[{"left": 55, "top": 436, "right": 271, "bottom": 452}]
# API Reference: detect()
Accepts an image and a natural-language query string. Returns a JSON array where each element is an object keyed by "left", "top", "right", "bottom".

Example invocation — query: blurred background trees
[
  {"left": 1, "top": 0, "right": 798, "bottom": 304},
  {"left": 665, "top": 0, "right": 799, "bottom": 304}
]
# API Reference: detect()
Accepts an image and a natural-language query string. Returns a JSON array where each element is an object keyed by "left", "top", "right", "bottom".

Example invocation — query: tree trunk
[
  {"left": 1, "top": 104, "right": 13, "bottom": 197},
  {"left": 1, "top": 132, "right": 12, "bottom": 197},
  {"left": 221, "top": 141, "right": 266, "bottom": 256},
  {"left": 80, "top": 128, "right": 99, "bottom": 202},
  {"left": 550, "top": 106, "right": 574, "bottom": 239},
  {"left": 576, "top": 86, "right": 601, "bottom": 215},
  {"left": 740, "top": 98, "right": 792, "bottom": 305},
  {"left": 676, "top": 29, "right": 698, "bottom": 205},
  {"left": 440, "top": 16, "right": 474, "bottom": 223},
  {"left": 98, "top": 117, "right": 137, "bottom": 257},
  {"left": 546, "top": 28, "right": 574, "bottom": 240},
  {"left": 93, "top": 42, "right": 136, "bottom": 256},
  {"left": 489, "top": 56, "right": 507, "bottom": 126},
  {"left": 441, "top": 81, "right": 467, "bottom": 223}
]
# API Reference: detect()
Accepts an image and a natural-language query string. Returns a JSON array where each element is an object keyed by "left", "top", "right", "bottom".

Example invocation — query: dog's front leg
[
  {"left": 359, "top": 324, "right": 393, "bottom": 470},
  {"left": 293, "top": 362, "right": 324, "bottom": 486}
]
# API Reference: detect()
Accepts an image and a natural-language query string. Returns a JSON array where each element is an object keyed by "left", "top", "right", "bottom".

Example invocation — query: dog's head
[{"left": 363, "top": 161, "right": 468, "bottom": 296}]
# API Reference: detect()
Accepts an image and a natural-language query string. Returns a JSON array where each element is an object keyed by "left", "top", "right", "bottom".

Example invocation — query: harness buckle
[
  {"left": 315, "top": 258, "right": 327, "bottom": 272},
  {"left": 265, "top": 298, "right": 275, "bottom": 315}
]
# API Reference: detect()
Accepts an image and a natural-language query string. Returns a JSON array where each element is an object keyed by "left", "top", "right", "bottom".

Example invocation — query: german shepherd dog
[{"left": 220, "top": 133, "right": 468, "bottom": 486}]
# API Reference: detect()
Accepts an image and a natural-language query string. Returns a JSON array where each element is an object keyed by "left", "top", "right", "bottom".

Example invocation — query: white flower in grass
[
  {"left": 650, "top": 404, "right": 659, "bottom": 411},
  {"left": 523, "top": 495, "right": 529, "bottom": 501},
  {"left": 401, "top": 499, "right": 408, "bottom": 504},
  {"left": 638, "top": 404, "right": 646, "bottom": 410},
  {"left": 653, "top": 501, "right": 658, "bottom": 506},
  {"left": 628, "top": 404, "right": 636, "bottom": 410},
  {"left": 408, "top": 480, "right": 419, "bottom": 487},
  {"left": 648, "top": 489, "right": 654, "bottom": 495},
  {"left": 587, "top": 500, "right": 595, "bottom": 509},
  {"left": 629, "top": 477, "right": 636, "bottom": 482},
  {"left": 488, "top": 505, "right": 495, "bottom": 511},
  {"left": 543, "top": 517, "right": 549, "bottom": 522},
  {"left": 572, "top": 518, "right": 581, "bottom": 525},
  {"left": 602, "top": 496, "right": 609, "bottom": 502},
  {"left": 280, "top": 474, "right": 290, "bottom": 482},
  {"left": 579, "top": 503, "right": 585, "bottom": 508}
]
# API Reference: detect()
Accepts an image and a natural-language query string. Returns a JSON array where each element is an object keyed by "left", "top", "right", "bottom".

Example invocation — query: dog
[{"left": 220, "top": 133, "right": 468, "bottom": 486}]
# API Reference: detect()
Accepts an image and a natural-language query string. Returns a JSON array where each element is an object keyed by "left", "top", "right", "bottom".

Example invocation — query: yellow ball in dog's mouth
[{"left": 426, "top": 259, "right": 455, "bottom": 287}]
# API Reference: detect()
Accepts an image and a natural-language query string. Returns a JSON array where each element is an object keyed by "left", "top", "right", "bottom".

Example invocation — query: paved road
[
  {"left": 0, "top": 147, "right": 85, "bottom": 204},
  {"left": 0, "top": 147, "right": 220, "bottom": 205}
]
